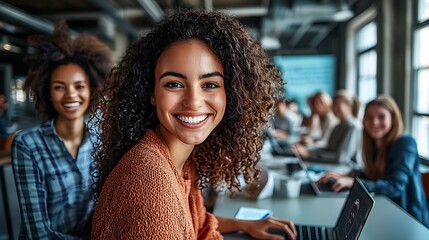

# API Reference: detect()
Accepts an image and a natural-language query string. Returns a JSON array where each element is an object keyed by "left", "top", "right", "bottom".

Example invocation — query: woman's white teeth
[
  {"left": 63, "top": 102, "right": 80, "bottom": 108},
  {"left": 177, "top": 115, "right": 207, "bottom": 124}
]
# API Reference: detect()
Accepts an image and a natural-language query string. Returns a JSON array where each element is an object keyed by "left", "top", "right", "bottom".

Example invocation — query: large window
[
  {"left": 413, "top": 0, "right": 429, "bottom": 160},
  {"left": 356, "top": 21, "right": 377, "bottom": 105}
]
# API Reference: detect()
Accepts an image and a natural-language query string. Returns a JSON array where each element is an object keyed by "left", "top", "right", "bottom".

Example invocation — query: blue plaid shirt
[{"left": 12, "top": 119, "right": 96, "bottom": 239}]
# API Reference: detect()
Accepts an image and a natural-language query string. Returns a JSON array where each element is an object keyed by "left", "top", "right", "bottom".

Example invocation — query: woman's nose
[
  {"left": 183, "top": 87, "right": 202, "bottom": 110},
  {"left": 65, "top": 86, "right": 78, "bottom": 97}
]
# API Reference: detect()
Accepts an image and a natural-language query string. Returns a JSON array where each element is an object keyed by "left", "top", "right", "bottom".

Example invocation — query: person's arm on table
[
  {"left": 318, "top": 171, "right": 354, "bottom": 192},
  {"left": 216, "top": 216, "right": 297, "bottom": 240}
]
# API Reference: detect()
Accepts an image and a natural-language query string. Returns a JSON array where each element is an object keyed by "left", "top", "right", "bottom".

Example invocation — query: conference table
[
  {"left": 213, "top": 156, "right": 429, "bottom": 240},
  {"left": 214, "top": 183, "right": 429, "bottom": 240}
]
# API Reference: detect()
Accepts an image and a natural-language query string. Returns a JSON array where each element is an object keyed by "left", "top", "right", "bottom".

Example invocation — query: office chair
[{"left": 422, "top": 172, "right": 429, "bottom": 202}]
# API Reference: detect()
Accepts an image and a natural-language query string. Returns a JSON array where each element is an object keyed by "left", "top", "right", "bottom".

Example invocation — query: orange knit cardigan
[{"left": 92, "top": 130, "right": 222, "bottom": 239}]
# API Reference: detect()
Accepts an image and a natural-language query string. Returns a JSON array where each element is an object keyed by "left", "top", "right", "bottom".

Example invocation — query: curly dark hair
[
  {"left": 25, "top": 20, "right": 113, "bottom": 120},
  {"left": 92, "top": 10, "right": 284, "bottom": 200}
]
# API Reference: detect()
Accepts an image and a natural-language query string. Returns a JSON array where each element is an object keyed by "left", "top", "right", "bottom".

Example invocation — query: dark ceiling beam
[
  {"left": 90, "top": 0, "right": 140, "bottom": 38},
  {"left": 288, "top": 21, "right": 312, "bottom": 48},
  {"left": 136, "top": 0, "right": 164, "bottom": 23},
  {"left": 309, "top": 22, "right": 337, "bottom": 48},
  {"left": 309, "top": 22, "right": 338, "bottom": 48},
  {"left": 0, "top": 0, "right": 78, "bottom": 36}
]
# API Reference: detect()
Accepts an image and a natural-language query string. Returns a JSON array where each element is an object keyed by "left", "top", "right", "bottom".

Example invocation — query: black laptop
[
  {"left": 293, "top": 148, "right": 350, "bottom": 197},
  {"left": 278, "top": 178, "right": 374, "bottom": 240}
]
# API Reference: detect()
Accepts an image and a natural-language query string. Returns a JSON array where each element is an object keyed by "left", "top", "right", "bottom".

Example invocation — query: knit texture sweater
[{"left": 92, "top": 130, "right": 222, "bottom": 239}]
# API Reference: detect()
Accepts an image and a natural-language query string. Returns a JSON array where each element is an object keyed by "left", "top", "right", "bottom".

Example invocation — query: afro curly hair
[
  {"left": 25, "top": 20, "right": 113, "bottom": 120},
  {"left": 92, "top": 10, "right": 285, "bottom": 200}
]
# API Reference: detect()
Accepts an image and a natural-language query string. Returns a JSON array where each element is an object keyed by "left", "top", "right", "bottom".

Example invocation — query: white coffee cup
[{"left": 277, "top": 176, "right": 302, "bottom": 198}]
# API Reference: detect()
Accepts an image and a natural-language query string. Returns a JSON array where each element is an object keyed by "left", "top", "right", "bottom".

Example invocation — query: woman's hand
[
  {"left": 241, "top": 217, "right": 297, "bottom": 240},
  {"left": 318, "top": 172, "right": 354, "bottom": 192}
]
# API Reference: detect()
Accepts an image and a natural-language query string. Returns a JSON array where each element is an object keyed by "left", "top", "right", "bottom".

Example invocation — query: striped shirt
[{"left": 12, "top": 119, "right": 96, "bottom": 239}]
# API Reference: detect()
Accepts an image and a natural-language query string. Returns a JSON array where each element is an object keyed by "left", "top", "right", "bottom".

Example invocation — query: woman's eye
[
  {"left": 52, "top": 85, "right": 64, "bottom": 90},
  {"left": 76, "top": 84, "right": 86, "bottom": 90},
  {"left": 165, "top": 82, "right": 183, "bottom": 88},
  {"left": 204, "top": 83, "right": 219, "bottom": 89}
]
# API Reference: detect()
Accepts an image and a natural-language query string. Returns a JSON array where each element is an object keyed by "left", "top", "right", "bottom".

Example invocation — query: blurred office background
[{"left": 0, "top": 0, "right": 428, "bottom": 239}]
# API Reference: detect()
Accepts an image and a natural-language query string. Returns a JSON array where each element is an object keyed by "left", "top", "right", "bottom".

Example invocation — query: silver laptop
[
  {"left": 292, "top": 146, "right": 350, "bottom": 197},
  {"left": 276, "top": 178, "right": 375, "bottom": 240}
]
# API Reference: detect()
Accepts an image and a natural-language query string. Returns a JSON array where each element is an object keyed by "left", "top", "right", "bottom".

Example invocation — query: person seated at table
[
  {"left": 0, "top": 94, "right": 10, "bottom": 140},
  {"left": 300, "top": 94, "right": 315, "bottom": 133},
  {"left": 285, "top": 99, "right": 303, "bottom": 132},
  {"left": 0, "top": 94, "right": 17, "bottom": 149},
  {"left": 11, "top": 20, "right": 113, "bottom": 239},
  {"left": 318, "top": 95, "right": 429, "bottom": 228},
  {"left": 270, "top": 99, "right": 293, "bottom": 140},
  {"left": 91, "top": 10, "right": 297, "bottom": 240},
  {"left": 300, "top": 91, "right": 338, "bottom": 148},
  {"left": 295, "top": 90, "right": 362, "bottom": 165},
  {"left": 266, "top": 99, "right": 295, "bottom": 155}
]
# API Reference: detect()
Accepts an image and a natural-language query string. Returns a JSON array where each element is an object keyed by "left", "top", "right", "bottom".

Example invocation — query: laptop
[
  {"left": 292, "top": 146, "right": 350, "bottom": 197},
  {"left": 280, "top": 178, "right": 375, "bottom": 240},
  {"left": 265, "top": 130, "right": 295, "bottom": 156}
]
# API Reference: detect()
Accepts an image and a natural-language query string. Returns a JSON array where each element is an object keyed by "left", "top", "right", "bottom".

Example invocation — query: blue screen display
[{"left": 273, "top": 54, "right": 336, "bottom": 116}]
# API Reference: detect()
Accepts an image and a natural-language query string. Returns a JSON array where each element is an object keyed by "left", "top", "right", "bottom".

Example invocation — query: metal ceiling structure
[{"left": 0, "top": 0, "right": 357, "bottom": 53}]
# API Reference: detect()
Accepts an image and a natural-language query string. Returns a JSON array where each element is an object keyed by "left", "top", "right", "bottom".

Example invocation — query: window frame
[
  {"left": 355, "top": 20, "right": 378, "bottom": 108},
  {"left": 412, "top": 0, "right": 429, "bottom": 162}
]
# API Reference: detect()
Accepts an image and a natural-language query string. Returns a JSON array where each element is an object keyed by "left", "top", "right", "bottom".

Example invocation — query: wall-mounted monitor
[{"left": 273, "top": 54, "right": 336, "bottom": 116}]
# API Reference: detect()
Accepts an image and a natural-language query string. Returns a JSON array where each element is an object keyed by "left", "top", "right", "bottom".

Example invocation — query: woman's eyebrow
[
  {"left": 159, "top": 71, "right": 186, "bottom": 80},
  {"left": 159, "top": 71, "right": 224, "bottom": 80},
  {"left": 200, "top": 72, "right": 224, "bottom": 79}
]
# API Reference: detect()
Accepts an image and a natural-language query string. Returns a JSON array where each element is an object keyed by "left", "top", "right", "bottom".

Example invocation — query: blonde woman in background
[
  {"left": 319, "top": 95, "right": 429, "bottom": 227},
  {"left": 300, "top": 91, "right": 338, "bottom": 148},
  {"left": 296, "top": 90, "right": 362, "bottom": 165}
]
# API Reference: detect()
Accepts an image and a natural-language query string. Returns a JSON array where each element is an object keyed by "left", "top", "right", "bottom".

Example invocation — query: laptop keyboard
[{"left": 285, "top": 225, "right": 329, "bottom": 240}]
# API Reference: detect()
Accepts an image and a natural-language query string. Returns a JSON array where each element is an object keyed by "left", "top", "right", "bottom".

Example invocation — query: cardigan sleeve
[
  {"left": 188, "top": 170, "right": 222, "bottom": 239},
  {"left": 92, "top": 154, "right": 192, "bottom": 239},
  {"left": 193, "top": 191, "right": 222, "bottom": 239}
]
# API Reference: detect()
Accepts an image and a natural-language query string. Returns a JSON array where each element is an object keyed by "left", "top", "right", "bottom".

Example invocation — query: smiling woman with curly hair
[
  {"left": 92, "top": 10, "right": 296, "bottom": 239},
  {"left": 11, "top": 20, "right": 113, "bottom": 239}
]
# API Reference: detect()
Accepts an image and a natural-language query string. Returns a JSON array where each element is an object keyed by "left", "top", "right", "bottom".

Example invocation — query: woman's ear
[{"left": 150, "top": 96, "right": 156, "bottom": 105}]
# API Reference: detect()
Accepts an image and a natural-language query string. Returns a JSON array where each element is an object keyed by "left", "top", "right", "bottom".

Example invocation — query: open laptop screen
[
  {"left": 292, "top": 145, "right": 349, "bottom": 196},
  {"left": 334, "top": 178, "right": 374, "bottom": 240}
]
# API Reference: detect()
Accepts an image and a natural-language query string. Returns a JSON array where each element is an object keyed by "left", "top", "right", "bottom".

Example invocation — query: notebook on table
[{"left": 275, "top": 178, "right": 375, "bottom": 240}]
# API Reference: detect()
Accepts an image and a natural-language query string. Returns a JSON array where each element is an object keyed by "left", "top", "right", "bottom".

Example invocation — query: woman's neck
[
  {"left": 339, "top": 114, "right": 351, "bottom": 122},
  {"left": 154, "top": 127, "right": 194, "bottom": 176},
  {"left": 54, "top": 117, "right": 86, "bottom": 160},
  {"left": 54, "top": 117, "right": 85, "bottom": 141},
  {"left": 375, "top": 139, "right": 383, "bottom": 149},
  {"left": 319, "top": 109, "right": 329, "bottom": 118}
]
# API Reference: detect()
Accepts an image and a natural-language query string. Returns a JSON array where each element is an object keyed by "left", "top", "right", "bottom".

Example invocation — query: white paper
[{"left": 234, "top": 207, "right": 272, "bottom": 220}]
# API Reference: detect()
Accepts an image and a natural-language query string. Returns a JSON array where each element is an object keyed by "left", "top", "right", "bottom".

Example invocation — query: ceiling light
[
  {"left": 2, "top": 43, "right": 12, "bottom": 51},
  {"left": 261, "top": 36, "right": 281, "bottom": 50},
  {"left": 332, "top": 0, "right": 354, "bottom": 22}
]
